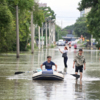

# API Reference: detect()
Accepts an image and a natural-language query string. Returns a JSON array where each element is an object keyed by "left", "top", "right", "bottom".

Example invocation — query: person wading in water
[
  {"left": 59, "top": 46, "right": 68, "bottom": 69},
  {"left": 73, "top": 49, "right": 86, "bottom": 80},
  {"left": 69, "top": 43, "right": 71, "bottom": 49}
]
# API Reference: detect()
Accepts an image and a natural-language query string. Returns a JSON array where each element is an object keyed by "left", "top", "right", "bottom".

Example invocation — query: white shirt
[{"left": 63, "top": 50, "right": 68, "bottom": 53}]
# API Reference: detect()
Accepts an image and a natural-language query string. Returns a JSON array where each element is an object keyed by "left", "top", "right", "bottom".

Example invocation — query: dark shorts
[
  {"left": 74, "top": 48, "right": 77, "bottom": 49},
  {"left": 75, "top": 65, "right": 83, "bottom": 72}
]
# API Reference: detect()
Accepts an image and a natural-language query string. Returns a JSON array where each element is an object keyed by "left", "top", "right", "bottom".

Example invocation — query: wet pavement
[{"left": 0, "top": 46, "right": 100, "bottom": 100}]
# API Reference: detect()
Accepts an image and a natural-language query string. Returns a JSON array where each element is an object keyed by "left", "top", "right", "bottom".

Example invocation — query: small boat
[{"left": 32, "top": 70, "right": 64, "bottom": 80}]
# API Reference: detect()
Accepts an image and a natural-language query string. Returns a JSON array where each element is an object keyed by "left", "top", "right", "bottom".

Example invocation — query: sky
[{"left": 39, "top": 0, "right": 81, "bottom": 28}]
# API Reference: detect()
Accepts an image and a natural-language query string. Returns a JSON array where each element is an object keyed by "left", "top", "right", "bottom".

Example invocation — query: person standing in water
[
  {"left": 74, "top": 44, "right": 77, "bottom": 49},
  {"left": 69, "top": 43, "right": 71, "bottom": 49},
  {"left": 73, "top": 49, "right": 86, "bottom": 80},
  {"left": 59, "top": 46, "right": 68, "bottom": 68}
]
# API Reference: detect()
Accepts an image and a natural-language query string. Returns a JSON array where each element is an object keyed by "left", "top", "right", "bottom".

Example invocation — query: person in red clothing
[{"left": 74, "top": 44, "right": 77, "bottom": 49}]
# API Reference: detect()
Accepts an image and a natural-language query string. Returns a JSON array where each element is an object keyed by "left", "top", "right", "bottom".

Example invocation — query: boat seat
[{"left": 42, "top": 70, "right": 53, "bottom": 75}]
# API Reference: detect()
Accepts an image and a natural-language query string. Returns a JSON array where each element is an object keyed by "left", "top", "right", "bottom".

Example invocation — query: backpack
[{"left": 62, "top": 52, "right": 67, "bottom": 57}]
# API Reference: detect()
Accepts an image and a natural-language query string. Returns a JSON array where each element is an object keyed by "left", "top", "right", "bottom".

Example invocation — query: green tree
[
  {"left": 33, "top": 3, "right": 45, "bottom": 27},
  {"left": 78, "top": 0, "right": 100, "bottom": 48},
  {"left": 74, "top": 17, "right": 91, "bottom": 38},
  {"left": 55, "top": 25, "right": 68, "bottom": 41},
  {"left": 63, "top": 25, "right": 74, "bottom": 34},
  {"left": 0, "top": 0, "right": 35, "bottom": 52},
  {"left": 0, "top": 0, "right": 15, "bottom": 52}
]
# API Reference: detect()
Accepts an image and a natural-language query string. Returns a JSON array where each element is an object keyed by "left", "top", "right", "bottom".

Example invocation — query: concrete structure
[
  {"left": 62, "top": 34, "right": 78, "bottom": 41},
  {"left": 80, "top": 8, "right": 91, "bottom": 17},
  {"left": 38, "top": 3, "right": 47, "bottom": 7}
]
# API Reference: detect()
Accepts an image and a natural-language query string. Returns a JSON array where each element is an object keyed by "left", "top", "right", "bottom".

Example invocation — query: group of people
[
  {"left": 65, "top": 41, "right": 77, "bottom": 49},
  {"left": 40, "top": 46, "right": 86, "bottom": 80}
]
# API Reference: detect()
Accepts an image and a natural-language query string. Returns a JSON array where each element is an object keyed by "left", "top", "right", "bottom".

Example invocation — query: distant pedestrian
[
  {"left": 59, "top": 46, "right": 68, "bottom": 68},
  {"left": 69, "top": 43, "right": 71, "bottom": 49},
  {"left": 74, "top": 44, "right": 77, "bottom": 49},
  {"left": 73, "top": 49, "right": 86, "bottom": 80},
  {"left": 65, "top": 40, "right": 68, "bottom": 46}
]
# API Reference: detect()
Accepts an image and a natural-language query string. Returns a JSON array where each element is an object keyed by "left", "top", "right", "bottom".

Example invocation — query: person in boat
[
  {"left": 59, "top": 46, "right": 68, "bottom": 68},
  {"left": 73, "top": 49, "right": 86, "bottom": 80},
  {"left": 40, "top": 56, "right": 57, "bottom": 71}
]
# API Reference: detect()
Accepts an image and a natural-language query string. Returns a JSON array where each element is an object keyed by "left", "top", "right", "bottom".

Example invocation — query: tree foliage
[
  {"left": 74, "top": 17, "right": 91, "bottom": 38},
  {"left": 62, "top": 17, "right": 91, "bottom": 39},
  {"left": 78, "top": 0, "right": 100, "bottom": 48},
  {"left": 0, "top": 0, "right": 49, "bottom": 52},
  {"left": 40, "top": 6, "right": 56, "bottom": 21},
  {"left": 63, "top": 25, "right": 74, "bottom": 34},
  {"left": 33, "top": 3, "right": 45, "bottom": 27},
  {"left": 55, "top": 25, "right": 68, "bottom": 41},
  {"left": 0, "top": 0, "right": 14, "bottom": 52}
]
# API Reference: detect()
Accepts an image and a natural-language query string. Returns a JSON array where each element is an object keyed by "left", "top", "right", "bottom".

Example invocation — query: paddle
[
  {"left": 70, "top": 74, "right": 80, "bottom": 79},
  {"left": 58, "top": 71, "right": 80, "bottom": 79},
  {"left": 14, "top": 71, "right": 37, "bottom": 75},
  {"left": 15, "top": 71, "right": 25, "bottom": 75}
]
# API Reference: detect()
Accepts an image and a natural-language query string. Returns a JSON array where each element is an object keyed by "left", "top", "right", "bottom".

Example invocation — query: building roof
[{"left": 66, "top": 34, "right": 75, "bottom": 38}]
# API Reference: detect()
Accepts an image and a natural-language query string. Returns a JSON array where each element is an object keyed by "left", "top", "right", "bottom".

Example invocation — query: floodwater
[{"left": 0, "top": 46, "right": 100, "bottom": 100}]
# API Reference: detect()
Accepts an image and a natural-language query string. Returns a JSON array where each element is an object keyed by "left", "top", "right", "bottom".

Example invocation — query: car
[
  {"left": 58, "top": 39, "right": 63, "bottom": 42},
  {"left": 57, "top": 41, "right": 65, "bottom": 46}
]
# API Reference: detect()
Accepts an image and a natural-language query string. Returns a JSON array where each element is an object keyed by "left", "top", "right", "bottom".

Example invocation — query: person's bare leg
[
  {"left": 75, "top": 72, "right": 78, "bottom": 80},
  {"left": 80, "top": 80, "right": 82, "bottom": 85},
  {"left": 80, "top": 72, "right": 82, "bottom": 80},
  {"left": 76, "top": 78, "right": 78, "bottom": 84}
]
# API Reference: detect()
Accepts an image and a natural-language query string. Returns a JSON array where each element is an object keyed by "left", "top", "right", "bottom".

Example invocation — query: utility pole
[
  {"left": 58, "top": 30, "right": 59, "bottom": 41},
  {"left": 52, "top": 23, "right": 54, "bottom": 43},
  {"left": 91, "top": 35, "right": 93, "bottom": 48},
  {"left": 45, "top": 22, "right": 47, "bottom": 47},
  {"left": 54, "top": 23, "right": 55, "bottom": 42},
  {"left": 49, "top": 22, "right": 51, "bottom": 46},
  {"left": 61, "top": 20, "right": 63, "bottom": 29},
  {"left": 53, "top": 23, "right": 55, "bottom": 43},
  {"left": 16, "top": 5, "right": 20, "bottom": 58},
  {"left": 31, "top": 11, "right": 34, "bottom": 54},
  {"left": 41, "top": 23, "right": 43, "bottom": 49},
  {"left": 38, "top": 26, "right": 40, "bottom": 50}
]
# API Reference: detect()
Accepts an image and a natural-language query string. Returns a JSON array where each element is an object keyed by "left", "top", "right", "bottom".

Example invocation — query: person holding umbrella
[{"left": 73, "top": 49, "right": 86, "bottom": 80}]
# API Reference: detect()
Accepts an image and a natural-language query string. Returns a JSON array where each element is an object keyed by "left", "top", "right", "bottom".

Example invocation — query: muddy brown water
[{"left": 0, "top": 47, "right": 100, "bottom": 100}]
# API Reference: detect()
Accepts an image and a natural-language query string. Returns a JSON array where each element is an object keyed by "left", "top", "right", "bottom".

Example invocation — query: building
[
  {"left": 62, "top": 34, "right": 77, "bottom": 41},
  {"left": 80, "top": 8, "right": 91, "bottom": 17},
  {"left": 38, "top": 3, "right": 47, "bottom": 7}
]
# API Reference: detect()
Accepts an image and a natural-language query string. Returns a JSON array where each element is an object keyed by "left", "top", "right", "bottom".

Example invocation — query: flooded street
[{"left": 0, "top": 47, "right": 100, "bottom": 100}]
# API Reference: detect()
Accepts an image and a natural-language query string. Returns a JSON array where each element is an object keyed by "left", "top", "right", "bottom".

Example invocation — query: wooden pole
[
  {"left": 38, "top": 26, "right": 40, "bottom": 50},
  {"left": 16, "top": 5, "right": 20, "bottom": 58},
  {"left": 45, "top": 22, "right": 47, "bottom": 47},
  {"left": 31, "top": 11, "right": 34, "bottom": 54},
  {"left": 49, "top": 22, "right": 51, "bottom": 46},
  {"left": 41, "top": 23, "right": 43, "bottom": 49}
]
